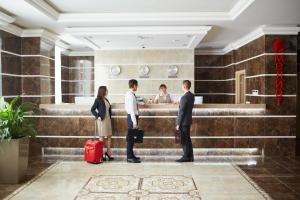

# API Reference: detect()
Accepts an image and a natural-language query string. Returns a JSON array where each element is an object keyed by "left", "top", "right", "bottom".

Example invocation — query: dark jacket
[
  {"left": 91, "top": 97, "right": 112, "bottom": 120},
  {"left": 176, "top": 91, "right": 195, "bottom": 126}
]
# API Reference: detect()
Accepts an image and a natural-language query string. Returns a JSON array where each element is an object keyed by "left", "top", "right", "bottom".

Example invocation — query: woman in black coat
[{"left": 91, "top": 86, "right": 114, "bottom": 160}]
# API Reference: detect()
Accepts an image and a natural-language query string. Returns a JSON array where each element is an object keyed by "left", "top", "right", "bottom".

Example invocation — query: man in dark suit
[{"left": 176, "top": 80, "right": 195, "bottom": 162}]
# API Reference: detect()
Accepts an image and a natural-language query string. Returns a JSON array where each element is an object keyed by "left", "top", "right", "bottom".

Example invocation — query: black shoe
[
  {"left": 105, "top": 152, "right": 114, "bottom": 161},
  {"left": 176, "top": 157, "right": 192, "bottom": 162},
  {"left": 127, "top": 158, "right": 141, "bottom": 163},
  {"left": 133, "top": 156, "right": 140, "bottom": 160}
]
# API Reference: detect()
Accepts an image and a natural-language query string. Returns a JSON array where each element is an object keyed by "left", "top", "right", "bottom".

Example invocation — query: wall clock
[
  {"left": 139, "top": 65, "right": 150, "bottom": 78},
  {"left": 109, "top": 65, "right": 121, "bottom": 77},
  {"left": 168, "top": 65, "right": 178, "bottom": 78}
]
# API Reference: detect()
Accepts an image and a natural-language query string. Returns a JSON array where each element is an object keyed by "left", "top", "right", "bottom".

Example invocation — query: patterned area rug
[{"left": 75, "top": 175, "right": 201, "bottom": 200}]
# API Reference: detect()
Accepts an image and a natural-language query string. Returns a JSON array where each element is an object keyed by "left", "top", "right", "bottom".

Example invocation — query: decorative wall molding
[
  {"left": 0, "top": 23, "right": 23, "bottom": 36},
  {"left": 0, "top": 11, "right": 16, "bottom": 26},
  {"left": 0, "top": 49, "right": 55, "bottom": 60},
  {"left": 195, "top": 78, "right": 235, "bottom": 82},
  {"left": 24, "top": 0, "right": 59, "bottom": 20},
  {"left": 0, "top": 10, "right": 70, "bottom": 48},
  {"left": 66, "top": 26, "right": 211, "bottom": 49},
  {"left": 66, "top": 26, "right": 212, "bottom": 36},
  {"left": 246, "top": 74, "right": 297, "bottom": 79},
  {"left": 21, "top": 0, "right": 256, "bottom": 23},
  {"left": 195, "top": 52, "right": 297, "bottom": 69},
  {"left": 195, "top": 26, "right": 300, "bottom": 55},
  {"left": 195, "top": 93, "right": 235, "bottom": 95},
  {"left": 95, "top": 63, "right": 194, "bottom": 67},
  {"left": 245, "top": 94, "right": 296, "bottom": 97},
  {"left": 22, "top": 29, "right": 58, "bottom": 43},
  {"left": 56, "top": 40, "right": 70, "bottom": 51},
  {"left": 1, "top": 73, "right": 55, "bottom": 79},
  {"left": 57, "top": 0, "right": 255, "bottom": 23},
  {"left": 68, "top": 51, "right": 95, "bottom": 56}
]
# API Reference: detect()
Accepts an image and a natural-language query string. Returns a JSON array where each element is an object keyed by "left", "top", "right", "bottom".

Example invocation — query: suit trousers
[
  {"left": 180, "top": 125, "right": 194, "bottom": 160},
  {"left": 127, "top": 114, "right": 139, "bottom": 159}
]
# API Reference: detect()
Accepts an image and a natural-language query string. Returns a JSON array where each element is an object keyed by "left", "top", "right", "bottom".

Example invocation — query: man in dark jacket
[{"left": 175, "top": 80, "right": 195, "bottom": 162}]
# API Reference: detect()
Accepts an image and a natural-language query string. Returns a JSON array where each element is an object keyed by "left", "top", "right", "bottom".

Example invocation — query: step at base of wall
[
  {"left": 43, "top": 147, "right": 261, "bottom": 156},
  {"left": 42, "top": 147, "right": 262, "bottom": 164},
  {"left": 42, "top": 154, "right": 260, "bottom": 165}
]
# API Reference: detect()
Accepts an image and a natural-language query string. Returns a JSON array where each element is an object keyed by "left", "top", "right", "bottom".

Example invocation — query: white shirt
[{"left": 125, "top": 90, "right": 139, "bottom": 125}]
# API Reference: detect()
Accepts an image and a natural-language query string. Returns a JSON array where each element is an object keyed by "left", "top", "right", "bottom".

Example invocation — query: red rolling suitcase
[{"left": 84, "top": 120, "right": 103, "bottom": 164}]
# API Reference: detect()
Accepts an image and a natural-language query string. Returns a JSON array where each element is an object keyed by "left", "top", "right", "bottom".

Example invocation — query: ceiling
[
  {"left": 0, "top": 0, "right": 299, "bottom": 52},
  {"left": 48, "top": 0, "right": 240, "bottom": 13}
]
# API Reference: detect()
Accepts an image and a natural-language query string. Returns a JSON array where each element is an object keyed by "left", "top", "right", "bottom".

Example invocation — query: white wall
[{"left": 94, "top": 49, "right": 194, "bottom": 103}]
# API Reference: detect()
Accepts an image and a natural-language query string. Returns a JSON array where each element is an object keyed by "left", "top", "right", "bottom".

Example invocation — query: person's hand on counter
[{"left": 176, "top": 125, "right": 180, "bottom": 131}]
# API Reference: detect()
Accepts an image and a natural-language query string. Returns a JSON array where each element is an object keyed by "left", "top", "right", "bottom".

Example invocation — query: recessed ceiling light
[
  {"left": 106, "top": 40, "right": 110, "bottom": 43},
  {"left": 173, "top": 39, "right": 180, "bottom": 42}
]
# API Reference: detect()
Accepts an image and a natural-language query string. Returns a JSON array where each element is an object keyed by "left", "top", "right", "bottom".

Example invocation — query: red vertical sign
[{"left": 272, "top": 38, "right": 286, "bottom": 109}]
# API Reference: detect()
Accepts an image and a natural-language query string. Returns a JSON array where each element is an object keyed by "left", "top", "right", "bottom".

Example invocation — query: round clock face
[
  {"left": 139, "top": 65, "right": 150, "bottom": 76},
  {"left": 110, "top": 65, "right": 121, "bottom": 76},
  {"left": 168, "top": 65, "right": 178, "bottom": 76}
]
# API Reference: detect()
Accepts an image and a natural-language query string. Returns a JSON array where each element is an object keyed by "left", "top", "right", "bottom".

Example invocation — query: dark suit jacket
[
  {"left": 91, "top": 97, "right": 112, "bottom": 120},
  {"left": 176, "top": 91, "right": 195, "bottom": 126}
]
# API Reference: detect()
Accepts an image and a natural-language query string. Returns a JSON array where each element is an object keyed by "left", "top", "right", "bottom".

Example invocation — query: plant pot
[{"left": 0, "top": 137, "right": 29, "bottom": 184}]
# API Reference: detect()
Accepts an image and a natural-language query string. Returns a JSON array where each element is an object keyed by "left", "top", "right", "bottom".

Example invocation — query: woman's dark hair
[
  {"left": 159, "top": 84, "right": 167, "bottom": 90},
  {"left": 128, "top": 79, "right": 138, "bottom": 88},
  {"left": 97, "top": 86, "right": 107, "bottom": 99}
]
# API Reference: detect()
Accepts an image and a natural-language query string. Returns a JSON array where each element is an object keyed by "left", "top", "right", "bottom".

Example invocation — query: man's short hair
[
  {"left": 183, "top": 80, "right": 191, "bottom": 89},
  {"left": 129, "top": 79, "right": 138, "bottom": 88}
]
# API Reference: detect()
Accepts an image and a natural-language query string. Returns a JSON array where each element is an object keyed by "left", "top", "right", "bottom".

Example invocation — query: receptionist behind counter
[{"left": 154, "top": 84, "right": 173, "bottom": 104}]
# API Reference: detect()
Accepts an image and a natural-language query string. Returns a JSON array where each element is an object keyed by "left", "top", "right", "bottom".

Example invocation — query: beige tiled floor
[{"left": 5, "top": 161, "right": 271, "bottom": 200}]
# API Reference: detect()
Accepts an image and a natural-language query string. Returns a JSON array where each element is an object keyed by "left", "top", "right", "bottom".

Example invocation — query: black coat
[
  {"left": 91, "top": 98, "right": 112, "bottom": 120},
  {"left": 176, "top": 91, "right": 195, "bottom": 126}
]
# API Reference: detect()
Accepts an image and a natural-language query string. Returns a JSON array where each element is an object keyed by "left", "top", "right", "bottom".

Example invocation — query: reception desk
[{"left": 29, "top": 103, "right": 296, "bottom": 157}]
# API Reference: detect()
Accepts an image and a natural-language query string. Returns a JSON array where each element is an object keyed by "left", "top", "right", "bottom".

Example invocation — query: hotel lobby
[{"left": 0, "top": 0, "right": 299, "bottom": 199}]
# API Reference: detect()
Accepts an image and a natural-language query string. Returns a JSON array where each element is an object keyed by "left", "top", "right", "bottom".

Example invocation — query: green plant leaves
[{"left": 0, "top": 96, "right": 36, "bottom": 141}]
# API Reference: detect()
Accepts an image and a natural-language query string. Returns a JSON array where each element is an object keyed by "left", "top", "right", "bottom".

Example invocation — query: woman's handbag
[
  {"left": 127, "top": 129, "right": 144, "bottom": 143},
  {"left": 174, "top": 129, "right": 181, "bottom": 144}
]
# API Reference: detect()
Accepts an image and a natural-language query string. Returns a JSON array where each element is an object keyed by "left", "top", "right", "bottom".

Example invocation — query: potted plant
[{"left": 0, "top": 96, "right": 36, "bottom": 183}]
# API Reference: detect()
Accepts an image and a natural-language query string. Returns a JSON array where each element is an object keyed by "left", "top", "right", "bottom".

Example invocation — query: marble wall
[
  {"left": 61, "top": 56, "right": 94, "bottom": 103},
  {"left": 195, "top": 34, "right": 298, "bottom": 156},
  {"left": 0, "top": 30, "right": 55, "bottom": 104},
  {"left": 194, "top": 54, "right": 235, "bottom": 103},
  {"left": 94, "top": 49, "right": 194, "bottom": 103},
  {"left": 296, "top": 33, "right": 300, "bottom": 156},
  {"left": 195, "top": 35, "right": 297, "bottom": 108}
]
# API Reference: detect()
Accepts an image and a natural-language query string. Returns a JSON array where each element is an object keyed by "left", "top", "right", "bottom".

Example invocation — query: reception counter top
[{"left": 38, "top": 103, "right": 266, "bottom": 116}]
